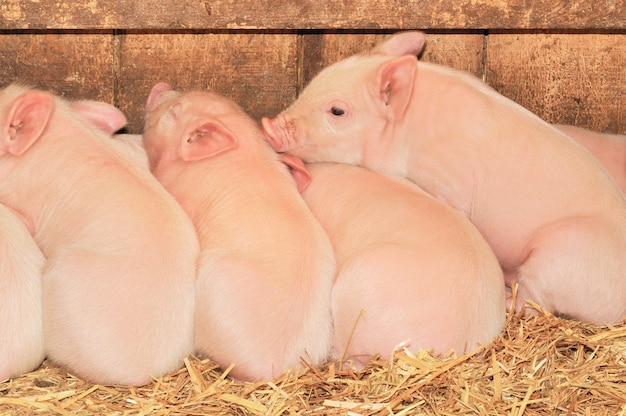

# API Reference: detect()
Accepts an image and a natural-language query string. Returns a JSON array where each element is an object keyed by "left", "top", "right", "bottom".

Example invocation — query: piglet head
[
  {"left": 262, "top": 50, "right": 418, "bottom": 167},
  {"left": 0, "top": 85, "right": 55, "bottom": 157},
  {"left": 143, "top": 83, "right": 239, "bottom": 173},
  {"left": 261, "top": 54, "right": 378, "bottom": 165}
]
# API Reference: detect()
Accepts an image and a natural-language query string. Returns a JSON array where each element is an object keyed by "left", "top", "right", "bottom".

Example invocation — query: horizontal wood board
[{"left": 2, "top": 0, "right": 626, "bottom": 29}]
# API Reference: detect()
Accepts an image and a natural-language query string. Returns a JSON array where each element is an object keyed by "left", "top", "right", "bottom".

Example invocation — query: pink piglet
[
  {"left": 282, "top": 156, "right": 505, "bottom": 367},
  {"left": 143, "top": 84, "right": 336, "bottom": 381},
  {"left": 0, "top": 85, "right": 199, "bottom": 386}
]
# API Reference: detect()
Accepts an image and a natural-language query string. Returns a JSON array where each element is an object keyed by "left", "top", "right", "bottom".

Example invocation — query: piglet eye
[{"left": 330, "top": 106, "right": 345, "bottom": 116}]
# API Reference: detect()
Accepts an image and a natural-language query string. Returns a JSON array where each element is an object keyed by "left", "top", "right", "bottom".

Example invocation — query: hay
[{"left": 2, "top": 305, "right": 625, "bottom": 415}]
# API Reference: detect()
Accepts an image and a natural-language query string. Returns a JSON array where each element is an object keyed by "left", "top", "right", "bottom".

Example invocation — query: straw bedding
[{"left": 1, "top": 301, "right": 625, "bottom": 415}]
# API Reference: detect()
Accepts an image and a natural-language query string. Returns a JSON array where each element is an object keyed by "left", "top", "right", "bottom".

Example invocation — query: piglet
[
  {"left": 0, "top": 85, "right": 199, "bottom": 386},
  {"left": 283, "top": 157, "right": 505, "bottom": 367},
  {"left": 142, "top": 84, "right": 335, "bottom": 381},
  {"left": 365, "top": 33, "right": 626, "bottom": 198},
  {"left": 263, "top": 32, "right": 626, "bottom": 325},
  {"left": 0, "top": 203, "right": 45, "bottom": 381}
]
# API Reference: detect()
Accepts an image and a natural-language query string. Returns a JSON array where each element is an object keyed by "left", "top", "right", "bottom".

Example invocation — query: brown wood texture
[
  {"left": 117, "top": 33, "right": 298, "bottom": 133},
  {"left": 0, "top": 33, "right": 115, "bottom": 103},
  {"left": 486, "top": 34, "right": 626, "bottom": 133},
  {"left": 300, "top": 33, "right": 485, "bottom": 89},
  {"left": 2, "top": 0, "right": 625, "bottom": 30}
]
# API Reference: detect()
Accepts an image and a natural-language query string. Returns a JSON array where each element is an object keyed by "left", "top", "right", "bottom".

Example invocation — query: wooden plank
[
  {"left": 419, "top": 34, "right": 485, "bottom": 78},
  {"left": 300, "top": 34, "right": 390, "bottom": 90},
  {"left": 0, "top": 33, "right": 114, "bottom": 103},
  {"left": 485, "top": 34, "right": 626, "bottom": 134},
  {"left": 300, "top": 33, "right": 485, "bottom": 91},
  {"left": 2, "top": 0, "right": 625, "bottom": 30},
  {"left": 118, "top": 33, "right": 298, "bottom": 133}
]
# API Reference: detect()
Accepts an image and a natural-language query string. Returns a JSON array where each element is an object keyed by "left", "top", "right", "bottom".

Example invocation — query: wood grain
[
  {"left": 300, "top": 34, "right": 390, "bottom": 90},
  {"left": 0, "top": 33, "right": 115, "bottom": 103},
  {"left": 2, "top": 0, "right": 625, "bottom": 30},
  {"left": 300, "top": 33, "right": 485, "bottom": 91},
  {"left": 118, "top": 33, "right": 298, "bottom": 133},
  {"left": 485, "top": 34, "right": 626, "bottom": 134}
]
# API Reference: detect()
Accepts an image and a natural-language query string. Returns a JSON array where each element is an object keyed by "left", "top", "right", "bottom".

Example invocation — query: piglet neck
[
  {"left": 410, "top": 64, "right": 474, "bottom": 142},
  {"left": 414, "top": 62, "right": 536, "bottom": 142},
  {"left": 168, "top": 144, "right": 273, "bottom": 222}
]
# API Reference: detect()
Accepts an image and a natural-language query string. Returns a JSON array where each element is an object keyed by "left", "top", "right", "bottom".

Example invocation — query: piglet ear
[
  {"left": 279, "top": 153, "right": 312, "bottom": 192},
  {"left": 372, "top": 31, "right": 426, "bottom": 57},
  {"left": 373, "top": 55, "right": 417, "bottom": 120},
  {"left": 179, "top": 120, "right": 238, "bottom": 161},
  {"left": 146, "top": 82, "right": 173, "bottom": 108},
  {"left": 1, "top": 91, "right": 55, "bottom": 156},
  {"left": 70, "top": 100, "right": 127, "bottom": 135}
]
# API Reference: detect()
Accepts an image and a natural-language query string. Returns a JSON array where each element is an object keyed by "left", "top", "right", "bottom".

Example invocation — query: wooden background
[{"left": 1, "top": 0, "right": 624, "bottom": 134}]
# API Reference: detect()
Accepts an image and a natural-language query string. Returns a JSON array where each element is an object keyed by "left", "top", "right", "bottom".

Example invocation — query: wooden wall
[{"left": 1, "top": 0, "right": 624, "bottom": 134}]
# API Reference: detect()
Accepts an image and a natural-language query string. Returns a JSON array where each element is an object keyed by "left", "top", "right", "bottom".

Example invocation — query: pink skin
[
  {"left": 0, "top": 85, "right": 199, "bottom": 386},
  {"left": 70, "top": 102, "right": 150, "bottom": 168},
  {"left": 263, "top": 32, "right": 626, "bottom": 325},
  {"left": 142, "top": 83, "right": 335, "bottom": 381},
  {"left": 371, "top": 31, "right": 626, "bottom": 195},
  {"left": 365, "top": 32, "right": 626, "bottom": 197},
  {"left": 554, "top": 125, "right": 626, "bottom": 195},
  {"left": 110, "top": 133, "right": 150, "bottom": 168},
  {"left": 0, "top": 203, "right": 45, "bottom": 381},
  {"left": 282, "top": 156, "right": 505, "bottom": 368}
]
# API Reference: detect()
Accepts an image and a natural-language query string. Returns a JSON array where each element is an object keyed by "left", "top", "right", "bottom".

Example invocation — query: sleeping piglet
[
  {"left": 282, "top": 158, "right": 505, "bottom": 367},
  {"left": 263, "top": 32, "right": 626, "bottom": 325},
  {"left": 142, "top": 84, "right": 335, "bottom": 381},
  {"left": 0, "top": 203, "right": 45, "bottom": 381},
  {"left": 0, "top": 85, "right": 199, "bottom": 386}
]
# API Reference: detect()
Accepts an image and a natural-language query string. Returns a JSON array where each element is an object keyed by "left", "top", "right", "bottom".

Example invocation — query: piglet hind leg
[
  {"left": 513, "top": 217, "right": 626, "bottom": 325},
  {"left": 331, "top": 244, "right": 504, "bottom": 368},
  {"left": 194, "top": 250, "right": 332, "bottom": 382}
]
